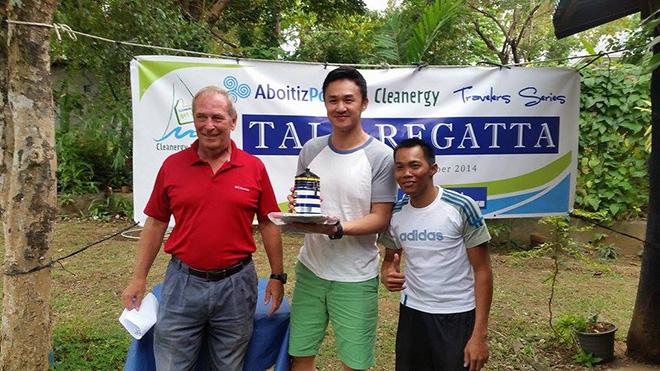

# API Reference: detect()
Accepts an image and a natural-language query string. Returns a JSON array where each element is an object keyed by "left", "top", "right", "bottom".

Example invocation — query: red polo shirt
[{"left": 144, "top": 140, "right": 279, "bottom": 270}]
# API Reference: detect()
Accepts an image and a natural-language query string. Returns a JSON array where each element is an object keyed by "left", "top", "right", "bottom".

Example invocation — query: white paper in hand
[{"left": 118, "top": 292, "right": 158, "bottom": 339}]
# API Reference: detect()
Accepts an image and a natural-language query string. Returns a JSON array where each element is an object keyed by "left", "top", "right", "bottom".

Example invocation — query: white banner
[{"left": 130, "top": 56, "right": 580, "bottom": 224}]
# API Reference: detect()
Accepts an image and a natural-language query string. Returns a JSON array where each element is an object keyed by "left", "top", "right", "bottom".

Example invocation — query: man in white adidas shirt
[{"left": 381, "top": 138, "right": 493, "bottom": 371}]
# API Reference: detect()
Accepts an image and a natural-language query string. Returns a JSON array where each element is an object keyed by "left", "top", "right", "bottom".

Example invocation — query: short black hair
[
  {"left": 322, "top": 67, "right": 368, "bottom": 100},
  {"left": 394, "top": 138, "right": 436, "bottom": 166}
]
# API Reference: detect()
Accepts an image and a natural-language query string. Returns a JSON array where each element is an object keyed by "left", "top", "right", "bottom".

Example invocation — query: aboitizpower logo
[{"left": 223, "top": 76, "right": 251, "bottom": 102}]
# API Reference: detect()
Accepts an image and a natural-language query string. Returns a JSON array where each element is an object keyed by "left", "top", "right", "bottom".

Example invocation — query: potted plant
[
  {"left": 555, "top": 314, "right": 616, "bottom": 366},
  {"left": 574, "top": 315, "right": 617, "bottom": 364}
]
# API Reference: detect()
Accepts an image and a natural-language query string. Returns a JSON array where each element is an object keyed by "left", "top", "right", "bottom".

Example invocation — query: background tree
[
  {"left": 373, "top": 0, "right": 464, "bottom": 64},
  {"left": 467, "top": 0, "right": 575, "bottom": 64},
  {"left": 0, "top": 0, "right": 59, "bottom": 369},
  {"left": 627, "top": 3, "right": 660, "bottom": 362}
]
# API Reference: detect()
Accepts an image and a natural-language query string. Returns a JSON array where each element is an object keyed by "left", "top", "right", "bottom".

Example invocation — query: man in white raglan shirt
[
  {"left": 381, "top": 138, "right": 493, "bottom": 371},
  {"left": 287, "top": 67, "right": 397, "bottom": 371}
]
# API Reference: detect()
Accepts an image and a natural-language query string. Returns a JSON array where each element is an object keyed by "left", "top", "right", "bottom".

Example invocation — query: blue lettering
[
  {"left": 397, "top": 229, "right": 444, "bottom": 242},
  {"left": 309, "top": 88, "right": 321, "bottom": 101},
  {"left": 518, "top": 86, "right": 567, "bottom": 107},
  {"left": 254, "top": 84, "right": 323, "bottom": 102},
  {"left": 453, "top": 86, "right": 511, "bottom": 104}
]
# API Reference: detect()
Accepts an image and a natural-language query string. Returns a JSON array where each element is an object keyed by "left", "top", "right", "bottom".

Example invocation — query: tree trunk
[
  {"left": 0, "top": 0, "right": 58, "bottom": 369},
  {"left": 205, "top": 0, "right": 230, "bottom": 27},
  {"left": 627, "top": 2, "right": 660, "bottom": 363}
]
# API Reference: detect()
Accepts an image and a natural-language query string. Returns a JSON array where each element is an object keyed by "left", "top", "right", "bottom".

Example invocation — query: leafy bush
[
  {"left": 573, "top": 349, "right": 602, "bottom": 368},
  {"left": 55, "top": 89, "right": 132, "bottom": 196},
  {"left": 595, "top": 243, "right": 618, "bottom": 260},
  {"left": 554, "top": 313, "right": 587, "bottom": 345},
  {"left": 88, "top": 193, "right": 133, "bottom": 221},
  {"left": 577, "top": 64, "right": 650, "bottom": 220}
]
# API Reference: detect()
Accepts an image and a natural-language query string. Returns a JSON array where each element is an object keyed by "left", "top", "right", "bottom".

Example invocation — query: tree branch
[
  {"left": 210, "top": 28, "right": 238, "bottom": 48},
  {"left": 513, "top": 1, "right": 544, "bottom": 55},
  {"left": 472, "top": 19, "right": 507, "bottom": 64},
  {"left": 468, "top": 2, "right": 515, "bottom": 64},
  {"left": 468, "top": 3, "right": 509, "bottom": 42},
  {"left": 205, "top": 0, "right": 231, "bottom": 27}
]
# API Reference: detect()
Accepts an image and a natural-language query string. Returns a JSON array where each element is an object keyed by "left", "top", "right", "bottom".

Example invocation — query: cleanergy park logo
[{"left": 172, "top": 75, "right": 250, "bottom": 127}]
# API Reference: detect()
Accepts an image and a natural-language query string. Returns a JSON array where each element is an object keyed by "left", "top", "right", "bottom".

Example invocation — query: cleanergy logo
[
  {"left": 374, "top": 88, "right": 441, "bottom": 107},
  {"left": 398, "top": 229, "right": 444, "bottom": 242}
]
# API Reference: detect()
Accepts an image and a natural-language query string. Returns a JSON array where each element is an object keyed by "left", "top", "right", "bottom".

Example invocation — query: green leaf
[
  {"left": 642, "top": 53, "right": 660, "bottom": 74},
  {"left": 609, "top": 204, "right": 621, "bottom": 216},
  {"left": 406, "top": 0, "right": 464, "bottom": 63}
]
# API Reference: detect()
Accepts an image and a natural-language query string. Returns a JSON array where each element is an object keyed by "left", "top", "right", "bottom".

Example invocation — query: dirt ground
[{"left": 1, "top": 218, "right": 657, "bottom": 370}]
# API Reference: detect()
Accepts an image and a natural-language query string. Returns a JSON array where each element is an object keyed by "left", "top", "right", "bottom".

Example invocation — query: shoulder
[
  {"left": 299, "top": 135, "right": 330, "bottom": 162},
  {"left": 161, "top": 146, "right": 194, "bottom": 168},
  {"left": 364, "top": 137, "right": 394, "bottom": 157},
  {"left": 302, "top": 135, "right": 330, "bottom": 152},
  {"left": 363, "top": 137, "right": 394, "bottom": 170},
  {"left": 440, "top": 189, "right": 484, "bottom": 227},
  {"left": 234, "top": 147, "right": 266, "bottom": 169},
  {"left": 392, "top": 194, "right": 410, "bottom": 216}
]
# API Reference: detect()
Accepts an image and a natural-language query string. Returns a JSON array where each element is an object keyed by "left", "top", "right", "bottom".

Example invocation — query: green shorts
[{"left": 288, "top": 261, "right": 379, "bottom": 369}]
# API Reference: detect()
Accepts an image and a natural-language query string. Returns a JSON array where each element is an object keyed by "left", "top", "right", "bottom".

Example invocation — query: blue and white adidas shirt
[{"left": 382, "top": 187, "right": 491, "bottom": 314}]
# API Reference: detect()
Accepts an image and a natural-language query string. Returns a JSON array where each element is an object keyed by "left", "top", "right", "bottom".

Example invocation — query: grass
[{"left": 0, "top": 218, "right": 643, "bottom": 370}]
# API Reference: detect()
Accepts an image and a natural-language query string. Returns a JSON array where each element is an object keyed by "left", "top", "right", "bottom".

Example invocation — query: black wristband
[
  {"left": 328, "top": 221, "right": 343, "bottom": 240},
  {"left": 270, "top": 273, "right": 287, "bottom": 284}
]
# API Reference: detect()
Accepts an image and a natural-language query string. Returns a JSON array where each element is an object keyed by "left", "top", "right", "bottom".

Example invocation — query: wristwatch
[
  {"left": 270, "top": 273, "right": 287, "bottom": 284},
  {"left": 328, "top": 221, "right": 344, "bottom": 240}
]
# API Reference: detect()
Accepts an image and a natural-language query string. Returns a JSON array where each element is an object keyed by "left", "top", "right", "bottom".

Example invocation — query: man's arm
[
  {"left": 464, "top": 244, "right": 493, "bottom": 371},
  {"left": 289, "top": 201, "right": 393, "bottom": 237},
  {"left": 343, "top": 202, "right": 392, "bottom": 235},
  {"left": 121, "top": 217, "right": 168, "bottom": 310},
  {"left": 258, "top": 219, "right": 284, "bottom": 316},
  {"left": 380, "top": 247, "right": 405, "bottom": 291}
]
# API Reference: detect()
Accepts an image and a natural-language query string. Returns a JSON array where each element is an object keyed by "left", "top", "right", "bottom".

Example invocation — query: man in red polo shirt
[{"left": 121, "top": 86, "right": 285, "bottom": 371}]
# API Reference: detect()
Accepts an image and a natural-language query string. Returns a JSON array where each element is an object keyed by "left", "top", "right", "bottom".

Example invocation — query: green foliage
[
  {"left": 486, "top": 220, "right": 526, "bottom": 250},
  {"left": 53, "top": 325, "right": 130, "bottom": 370},
  {"left": 635, "top": 100, "right": 653, "bottom": 152},
  {"left": 486, "top": 220, "right": 511, "bottom": 240},
  {"left": 577, "top": 64, "right": 650, "bottom": 220},
  {"left": 573, "top": 350, "right": 602, "bottom": 368},
  {"left": 555, "top": 314, "right": 603, "bottom": 367},
  {"left": 541, "top": 216, "right": 583, "bottom": 256},
  {"left": 56, "top": 129, "right": 99, "bottom": 196},
  {"left": 554, "top": 313, "right": 587, "bottom": 345},
  {"left": 288, "top": 12, "right": 381, "bottom": 64},
  {"left": 637, "top": 9, "right": 660, "bottom": 73},
  {"left": 88, "top": 193, "right": 133, "bottom": 221},
  {"left": 406, "top": 0, "right": 463, "bottom": 63},
  {"left": 53, "top": 0, "right": 211, "bottom": 73},
  {"left": 53, "top": 0, "right": 210, "bottom": 199},
  {"left": 373, "top": 0, "right": 464, "bottom": 64},
  {"left": 595, "top": 243, "right": 618, "bottom": 260},
  {"left": 55, "top": 92, "right": 132, "bottom": 196}
]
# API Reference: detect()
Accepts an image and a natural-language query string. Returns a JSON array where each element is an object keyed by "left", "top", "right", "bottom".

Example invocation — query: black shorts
[{"left": 395, "top": 304, "right": 475, "bottom": 371}]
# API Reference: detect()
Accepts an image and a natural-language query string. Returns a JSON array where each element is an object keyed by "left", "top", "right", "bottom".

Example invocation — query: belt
[{"left": 173, "top": 256, "right": 252, "bottom": 281}]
